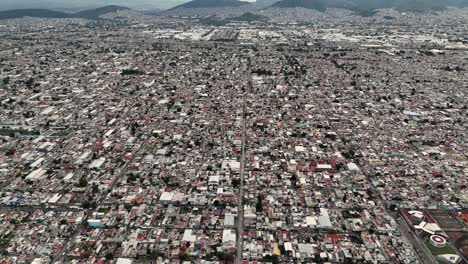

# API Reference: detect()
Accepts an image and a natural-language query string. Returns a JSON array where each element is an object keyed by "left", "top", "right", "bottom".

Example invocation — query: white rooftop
[{"left": 222, "top": 229, "right": 236, "bottom": 243}]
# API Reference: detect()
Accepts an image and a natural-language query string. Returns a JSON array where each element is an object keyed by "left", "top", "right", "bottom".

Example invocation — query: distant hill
[
  {"left": 0, "top": 5, "right": 129, "bottom": 20},
  {"left": 272, "top": 0, "right": 328, "bottom": 11},
  {"left": 270, "top": 0, "right": 390, "bottom": 11},
  {"left": 254, "top": 0, "right": 281, "bottom": 7},
  {"left": 74, "top": 5, "right": 130, "bottom": 19},
  {"left": 0, "top": 9, "right": 71, "bottom": 20},
  {"left": 270, "top": 0, "right": 468, "bottom": 14},
  {"left": 273, "top": 0, "right": 393, "bottom": 11},
  {"left": 171, "top": 0, "right": 252, "bottom": 9},
  {"left": 226, "top": 12, "right": 269, "bottom": 22},
  {"left": 394, "top": 0, "right": 468, "bottom": 12}
]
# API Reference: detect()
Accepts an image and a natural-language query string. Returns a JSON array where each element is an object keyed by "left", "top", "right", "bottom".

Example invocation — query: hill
[
  {"left": 271, "top": 0, "right": 383, "bottom": 11},
  {"left": 270, "top": 0, "right": 468, "bottom": 14},
  {"left": 0, "top": 5, "right": 129, "bottom": 20},
  {"left": 254, "top": 0, "right": 281, "bottom": 7},
  {"left": 74, "top": 5, "right": 130, "bottom": 19},
  {"left": 226, "top": 12, "right": 269, "bottom": 22},
  {"left": 272, "top": 0, "right": 328, "bottom": 11},
  {"left": 171, "top": 0, "right": 252, "bottom": 9}
]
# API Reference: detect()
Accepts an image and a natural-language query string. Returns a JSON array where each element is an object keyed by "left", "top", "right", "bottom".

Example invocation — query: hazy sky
[{"left": 1, "top": 0, "right": 191, "bottom": 10}]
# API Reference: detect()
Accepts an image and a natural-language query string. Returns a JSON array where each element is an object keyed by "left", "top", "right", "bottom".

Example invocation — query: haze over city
[{"left": 0, "top": 0, "right": 189, "bottom": 10}]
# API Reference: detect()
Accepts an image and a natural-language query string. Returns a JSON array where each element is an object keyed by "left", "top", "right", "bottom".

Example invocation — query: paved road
[
  {"left": 447, "top": 238, "right": 468, "bottom": 264},
  {"left": 236, "top": 56, "right": 251, "bottom": 264},
  {"left": 236, "top": 92, "right": 247, "bottom": 264},
  {"left": 361, "top": 158, "right": 435, "bottom": 264},
  {"left": 397, "top": 214, "right": 437, "bottom": 264},
  {"left": 0, "top": 204, "right": 82, "bottom": 212}
]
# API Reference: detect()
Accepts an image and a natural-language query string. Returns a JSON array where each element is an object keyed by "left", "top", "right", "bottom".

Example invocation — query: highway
[
  {"left": 396, "top": 214, "right": 438, "bottom": 264},
  {"left": 361, "top": 158, "right": 436, "bottom": 264}
]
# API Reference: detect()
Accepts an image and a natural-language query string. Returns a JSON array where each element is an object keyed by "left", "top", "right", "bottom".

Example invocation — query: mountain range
[
  {"left": 1, "top": 0, "right": 468, "bottom": 20},
  {"left": 0, "top": 5, "right": 129, "bottom": 20},
  {"left": 168, "top": 0, "right": 468, "bottom": 14},
  {"left": 170, "top": 0, "right": 251, "bottom": 9},
  {"left": 271, "top": 0, "right": 468, "bottom": 12}
]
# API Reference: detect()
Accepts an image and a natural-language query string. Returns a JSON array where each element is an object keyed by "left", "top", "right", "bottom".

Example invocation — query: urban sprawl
[{"left": 0, "top": 8, "right": 467, "bottom": 264}]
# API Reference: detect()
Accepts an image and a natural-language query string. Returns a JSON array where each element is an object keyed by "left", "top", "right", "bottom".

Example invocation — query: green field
[{"left": 425, "top": 241, "right": 456, "bottom": 256}]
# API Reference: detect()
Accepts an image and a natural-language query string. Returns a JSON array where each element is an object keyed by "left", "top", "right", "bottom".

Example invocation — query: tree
[
  {"left": 131, "top": 123, "right": 137, "bottom": 136},
  {"left": 5, "top": 149, "right": 15, "bottom": 156},
  {"left": 343, "top": 149, "right": 355, "bottom": 159},
  {"left": 290, "top": 174, "right": 297, "bottom": 182},
  {"left": 92, "top": 184, "right": 99, "bottom": 193},
  {"left": 205, "top": 253, "right": 214, "bottom": 260},
  {"left": 124, "top": 203, "right": 133, "bottom": 211},
  {"left": 2, "top": 76, "right": 9, "bottom": 85},
  {"left": 256, "top": 195, "right": 263, "bottom": 212},
  {"left": 279, "top": 245, "right": 285, "bottom": 255},
  {"left": 215, "top": 252, "right": 235, "bottom": 261},
  {"left": 25, "top": 78, "right": 34, "bottom": 88},
  {"left": 232, "top": 178, "right": 240, "bottom": 188},
  {"left": 82, "top": 200, "right": 91, "bottom": 209},
  {"left": 263, "top": 255, "right": 279, "bottom": 264},
  {"left": 127, "top": 174, "right": 137, "bottom": 182},
  {"left": 105, "top": 252, "right": 114, "bottom": 260},
  {"left": 147, "top": 249, "right": 161, "bottom": 259},
  {"left": 77, "top": 177, "right": 88, "bottom": 187},
  {"left": 179, "top": 252, "right": 190, "bottom": 261}
]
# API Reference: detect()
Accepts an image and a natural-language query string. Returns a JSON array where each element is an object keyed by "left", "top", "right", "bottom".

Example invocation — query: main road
[
  {"left": 396, "top": 214, "right": 438, "bottom": 264},
  {"left": 236, "top": 56, "right": 251, "bottom": 264}
]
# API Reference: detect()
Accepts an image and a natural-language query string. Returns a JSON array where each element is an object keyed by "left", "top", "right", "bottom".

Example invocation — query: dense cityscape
[{"left": 0, "top": 1, "right": 467, "bottom": 264}]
